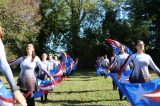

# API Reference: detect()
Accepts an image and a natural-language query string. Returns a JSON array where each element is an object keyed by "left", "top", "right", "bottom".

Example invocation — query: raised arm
[
  {"left": 9, "top": 57, "right": 23, "bottom": 67},
  {"left": 35, "top": 56, "right": 51, "bottom": 77},
  {"left": 109, "top": 56, "right": 118, "bottom": 70},
  {"left": 0, "top": 52, "right": 17, "bottom": 92},
  {"left": 148, "top": 55, "right": 160, "bottom": 76}
]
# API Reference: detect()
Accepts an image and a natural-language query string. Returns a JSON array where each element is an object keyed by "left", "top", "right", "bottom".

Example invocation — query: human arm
[
  {"left": 0, "top": 53, "right": 27, "bottom": 106},
  {"left": 148, "top": 55, "right": 160, "bottom": 76},
  {"left": 36, "top": 56, "right": 53, "bottom": 80},
  {"left": 9, "top": 57, "right": 23, "bottom": 67}
]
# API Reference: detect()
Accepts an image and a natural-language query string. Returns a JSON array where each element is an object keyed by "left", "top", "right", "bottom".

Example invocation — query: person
[
  {"left": 110, "top": 45, "right": 131, "bottom": 100},
  {"left": 10, "top": 43, "right": 53, "bottom": 106},
  {"left": 48, "top": 52, "right": 57, "bottom": 71},
  {"left": 53, "top": 55, "right": 60, "bottom": 67},
  {"left": 38, "top": 53, "right": 50, "bottom": 102},
  {"left": 117, "top": 40, "right": 160, "bottom": 83},
  {"left": 0, "top": 26, "right": 27, "bottom": 106},
  {"left": 101, "top": 55, "right": 109, "bottom": 68},
  {"left": 110, "top": 51, "right": 117, "bottom": 90}
]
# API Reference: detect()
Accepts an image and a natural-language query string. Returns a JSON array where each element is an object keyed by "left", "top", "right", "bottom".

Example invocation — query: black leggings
[
  {"left": 21, "top": 90, "right": 35, "bottom": 106},
  {"left": 118, "top": 89, "right": 123, "bottom": 100},
  {"left": 41, "top": 93, "right": 48, "bottom": 102}
]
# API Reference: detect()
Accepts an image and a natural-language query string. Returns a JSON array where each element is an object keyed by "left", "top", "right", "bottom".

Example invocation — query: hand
[
  {"left": 13, "top": 90, "right": 27, "bottom": 106},
  {"left": 106, "top": 69, "right": 110, "bottom": 72},
  {"left": 116, "top": 74, "right": 120, "bottom": 80},
  {"left": 49, "top": 75, "right": 54, "bottom": 81}
]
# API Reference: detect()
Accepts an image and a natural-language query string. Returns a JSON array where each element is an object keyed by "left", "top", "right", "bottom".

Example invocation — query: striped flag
[
  {"left": 105, "top": 39, "right": 132, "bottom": 55},
  {"left": 0, "top": 81, "right": 19, "bottom": 106}
]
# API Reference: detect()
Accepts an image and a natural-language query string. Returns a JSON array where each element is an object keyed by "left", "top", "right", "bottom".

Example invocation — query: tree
[{"left": 0, "top": 0, "right": 40, "bottom": 60}]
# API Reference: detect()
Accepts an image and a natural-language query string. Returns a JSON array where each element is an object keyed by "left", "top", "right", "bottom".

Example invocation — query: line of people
[
  {"left": 96, "top": 40, "right": 160, "bottom": 101},
  {"left": 0, "top": 26, "right": 78, "bottom": 106}
]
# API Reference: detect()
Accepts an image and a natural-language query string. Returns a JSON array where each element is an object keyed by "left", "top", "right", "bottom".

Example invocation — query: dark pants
[
  {"left": 112, "top": 80, "right": 117, "bottom": 90},
  {"left": 118, "top": 89, "right": 123, "bottom": 100},
  {"left": 38, "top": 74, "right": 48, "bottom": 102},
  {"left": 21, "top": 90, "right": 35, "bottom": 106},
  {"left": 41, "top": 93, "right": 48, "bottom": 102}
]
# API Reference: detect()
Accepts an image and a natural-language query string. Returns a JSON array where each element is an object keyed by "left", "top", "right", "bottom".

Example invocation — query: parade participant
[
  {"left": 101, "top": 55, "right": 109, "bottom": 68},
  {"left": 48, "top": 52, "right": 56, "bottom": 71},
  {"left": 53, "top": 55, "right": 60, "bottom": 67},
  {"left": 117, "top": 40, "right": 160, "bottom": 83},
  {"left": 110, "top": 45, "right": 131, "bottom": 100},
  {"left": 10, "top": 43, "right": 53, "bottom": 106},
  {"left": 38, "top": 53, "right": 50, "bottom": 102},
  {"left": 0, "top": 26, "right": 27, "bottom": 106},
  {"left": 110, "top": 51, "right": 117, "bottom": 90}
]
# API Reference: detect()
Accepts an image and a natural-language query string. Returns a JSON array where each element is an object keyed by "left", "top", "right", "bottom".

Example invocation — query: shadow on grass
[
  {"left": 36, "top": 98, "right": 120, "bottom": 105},
  {"left": 50, "top": 89, "right": 111, "bottom": 94}
]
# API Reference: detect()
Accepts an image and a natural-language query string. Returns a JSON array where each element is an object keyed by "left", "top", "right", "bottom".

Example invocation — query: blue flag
[
  {"left": 0, "top": 80, "right": 19, "bottom": 105},
  {"left": 124, "top": 78, "right": 160, "bottom": 106}
]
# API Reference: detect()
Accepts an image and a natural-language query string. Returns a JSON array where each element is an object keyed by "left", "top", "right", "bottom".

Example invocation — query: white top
[
  {"left": 48, "top": 59, "right": 57, "bottom": 71},
  {"left": 101, "top": 58, "right": 109, "bottom": 67},
  {"left": 0, "top": 39, "right": 17, "bottom": 91},
  {"left": 124, "top": 53, "right": 160, "bottom": 79},
  {"left": 10, "top": 56, "right": 50, "bottom": 79},
  {"left": 39, "top": 60, "right": 49, "bottom": 75},
  {"left": 111, "top": 53, "right": 130, "bottom": 70},
  {"left": 54, "top": 60, "right": 60, "bottom": 66},
  {"left": 0, "top": 39, "right": 5, "bottom": 54}
]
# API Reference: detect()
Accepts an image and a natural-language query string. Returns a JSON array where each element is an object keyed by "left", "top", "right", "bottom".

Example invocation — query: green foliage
[
  {"left": 0, "top": 0, "right": 40, "bottom": 60},
  {"left": 1, "top": 0, "right": 160, "bottom": 67}
]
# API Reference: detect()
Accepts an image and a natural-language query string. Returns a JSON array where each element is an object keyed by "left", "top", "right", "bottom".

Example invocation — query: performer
[
  {"left": 101, "top": 55, "right": 109, "bottom": 68},
  {"left": 110, "top": 51, "right": 117, "bottom": 90},
  {"left": 10, "top": 43, "right": 53, "bottom": 106},
  {"left": 110, "top": 45, "right": 131, "bottom": 100},
  {"left": 38, "top": 53, "right": 50, "bottom": 102},
  {"left": 117, "top": 40, "right": 160, "bottom": 83},
  {"left": 0, "top": 26, "right": 27, "bottom": 106},
  {"left": 53, "top": 55, "right": 60, "bottom": 67},
  {"left": 48, "top": 53, "right": 56, "bottom": 71}
]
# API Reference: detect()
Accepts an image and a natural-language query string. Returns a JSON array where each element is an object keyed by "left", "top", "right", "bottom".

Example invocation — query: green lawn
[{"left": 0, "top": 69, "right": 158, "bottom": 106}]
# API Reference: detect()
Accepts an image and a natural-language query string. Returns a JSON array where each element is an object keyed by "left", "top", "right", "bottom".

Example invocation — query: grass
[{"left": 0, "top": 69, "right": 158, "bottom": 106}]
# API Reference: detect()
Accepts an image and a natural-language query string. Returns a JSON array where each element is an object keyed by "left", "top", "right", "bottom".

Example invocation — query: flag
[
  {"left": 50, "top": 65, "right": 63, "bottom": 77},
  {"left": 73, "top": 58, "right": 78, "bottom": 71},
  {"left": 105, "top": 39, "right": 132, "bottom": 55},
  {"left": 124, "top": 78, "right": 160, "bottom": 106},
  {"left": 59, "top": 52, "right": 74, "bottom": 76},
  {"left": 109, "top": 70, "right": 132, "bottom": 95},
  {"left": 0, "top": 81, "right": 19, "bottom": 106},
  {"left": 34, "top": 79, "right": 55, "bottom": 98}
]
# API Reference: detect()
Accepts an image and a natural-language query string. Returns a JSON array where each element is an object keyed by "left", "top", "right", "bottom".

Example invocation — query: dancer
[
  {"left": 38, "top": 53, "right": 50, "bottom": 102},
  {"left": 10, "top": 43, "right": 53, "bottom": 106},
  {"left": 110, "top": 51, "right": 117, "bottom": 90},
  {"left": 110, "top": 45, "right": 131, "bottom": 100},
  {"left": 117, "top": 40, "right": 160, "bottom": 83},
  {"left": 48, "top": 53, "right": 56, "bottom": 71},
  {"left": 0, "top": 26, "right": 27, "bottom": 106}
]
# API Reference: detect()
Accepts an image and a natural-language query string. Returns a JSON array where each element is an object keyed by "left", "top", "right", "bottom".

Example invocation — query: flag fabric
[
  {"left": 108, "top": 70, "right": 160, "bottom": 106},
  {"left": 96, "top": 66, "right": 106, "bottom": 76},
  {"left": 109, "top": 70, "right": 132, "bottom": 95},
  {"left": 0, "top": 81, "right": 19, "bottom": 106},
  {"left": 60, "top": 52, "right": 74, "bottom": 76},
  {"left": 34, "top": 79, "right": 55, "bottom": 98},
  {"left": 105, "top": 39, "right": 132, "bottom": 55},
  {"left": 124, "top": 77, "right": 160, "bottom": 106},
  {"left": 73, "top": 58, "right": 78, "bottom": 71},
  {"left": 65, "top": 55, "right": 74, "bottom": 75}
]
